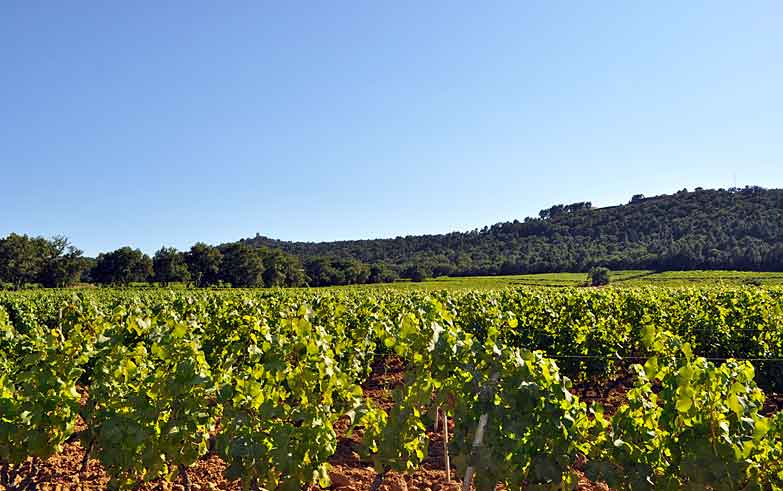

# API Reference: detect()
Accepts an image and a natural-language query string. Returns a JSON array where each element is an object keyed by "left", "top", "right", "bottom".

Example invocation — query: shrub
[{"left": 589, "top": 267, "right": 610, "bottom": 286}]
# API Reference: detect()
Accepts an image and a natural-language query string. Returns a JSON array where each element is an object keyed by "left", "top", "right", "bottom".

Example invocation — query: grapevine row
[{"left": 1, "top": 287, "right": 783, "bottom": 490}]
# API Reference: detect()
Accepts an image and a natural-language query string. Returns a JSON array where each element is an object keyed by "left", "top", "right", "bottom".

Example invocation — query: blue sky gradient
[{"left": 2, "top": 1, "right": 781, "bottom": 256}]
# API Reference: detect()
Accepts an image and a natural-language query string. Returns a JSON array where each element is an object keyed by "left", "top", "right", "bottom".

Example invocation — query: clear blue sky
[{"left": 2, "top": 1, "right": 781, "bottom": 257}]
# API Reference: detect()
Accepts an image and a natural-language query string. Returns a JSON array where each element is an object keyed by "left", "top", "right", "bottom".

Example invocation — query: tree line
[
  {"left": 0, "top": 236, "right": 404, "bottom": 289},
  {"left": 3, "top": 186, "right": 783, "bottom": 289}
]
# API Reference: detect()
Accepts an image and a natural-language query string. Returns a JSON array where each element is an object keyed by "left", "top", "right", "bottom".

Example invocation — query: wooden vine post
[
  {"left": 462, "top": 372, "right": 499, "bottom": 491},
  {"left": 443, "top": 409, "right": 451, "bottom": 481}
]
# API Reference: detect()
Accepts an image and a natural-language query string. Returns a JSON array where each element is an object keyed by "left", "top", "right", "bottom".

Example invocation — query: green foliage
[
  {"left": 152, "top": 247, "right": 191, "bottom": 286},
  {"left": 218, "top": 243, "right": 265, "bottom": 287},
  {"left": 184, "top": 242, "right": 223, "bottom": 287},
  {"left": 0, "top": 234, "right": 49, "bottom": 289},
  {"left": 587, "top": 328, "right": 783, "bottom": 489},
  {"left": 368, "top": 263, "right": 400, "bottom": 284},
  {"left": 304, "top": 256, "right": 371, "bottom": 287},
  {"left": 214, "top": 306, "right": 364, "bottom": 490},
  {"left": 0, "top": 233, "right": 86, "bottom": 289},
  {"left": 401, "top": 264, "right": 429, "bottom": 282},
  {"left": 450, "top": 349, "right": 592, "bottom": 491},
  {"left": 243, "top": 186, "right": 783, "bottom": 276},
  {"left": 84, "top": 314, "right": 217, "bottom": 490},
  {"left": 7, "top": 186, "right": 783, "bottom": 290},
  {"left": 1, "top": 286, "right": 783, "bottom": 490},
  {"left": 261, "top": 249, "right": 306, "bottom": 287},
  {"left": 0, "top": 309, "right": 86, "bottom": 490},
  {"left": 93, "top": 247, "right": 153, "bottom": 286},
  {"left": 589, "top": 267, "right": 610, "bottom": 286}
]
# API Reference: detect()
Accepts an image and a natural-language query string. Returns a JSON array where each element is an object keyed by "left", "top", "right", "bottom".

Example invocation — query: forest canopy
[{"left": 242, "top": 186, "right": 783, "bottom": 277}]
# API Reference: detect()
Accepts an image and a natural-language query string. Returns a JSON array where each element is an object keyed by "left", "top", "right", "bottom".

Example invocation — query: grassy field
[
  {"left": 64, "top": 270, "right": 783, "bottom": 291},
  {"left": 617, "top": 270, "right": 783, "bottom": 287},
  {"left": 327, "top": 269, "right": 783, "bottom": 290}
]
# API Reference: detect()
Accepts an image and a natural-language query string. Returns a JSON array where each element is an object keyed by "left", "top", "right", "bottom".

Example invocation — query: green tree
[
  {"left": 92, "top": 247, "right": 153, "bottom": 285},
  {"left": 0, "top": 233, "right": 50, "bottom": 289},
  {"left": 588, "top": 267, "right": 610, "bottom": 286},
  {"left": 304, "top": 257, "right": 343, "bottom": 287},
  {"left": 368, "top": 263, "right": 399, "bottom": 284},
  {"left": 184, "top": 243, "right": 223, "bottom": 287},
  {"left": 38, "top": 235, "right": 87, "bottom": 287},
  {"left": 261, "top": 249, "right": 306, "bottom": 287},
  {"left": 333, "top": 258, "right": 370, "bottom": 285},
  {"left": 218, "top": 243, "right": 264, "bottom": 287},
  {"left": 402, "top": 264, "right": 429, "bottom": 282},
  {"left": 152, "top": 247, "right": 191, "bottom": 287}
]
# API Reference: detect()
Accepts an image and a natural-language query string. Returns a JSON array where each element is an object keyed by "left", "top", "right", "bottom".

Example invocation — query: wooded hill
[
  {"left": 241, "top": 186, "right": 783, "bottom": 278},
  {"left": 3, "top": 186, "right": 782, "bottom": 288}
]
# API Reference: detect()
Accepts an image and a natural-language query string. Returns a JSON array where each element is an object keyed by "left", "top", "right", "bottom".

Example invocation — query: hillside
[{"left": 241, "top": 186, "right": 783, "bottom": 277}]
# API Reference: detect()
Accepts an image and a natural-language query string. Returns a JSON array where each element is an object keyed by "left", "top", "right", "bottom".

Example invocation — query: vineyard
[{"left": 2, "top": 287, "right": 783, "bottom": 490}]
